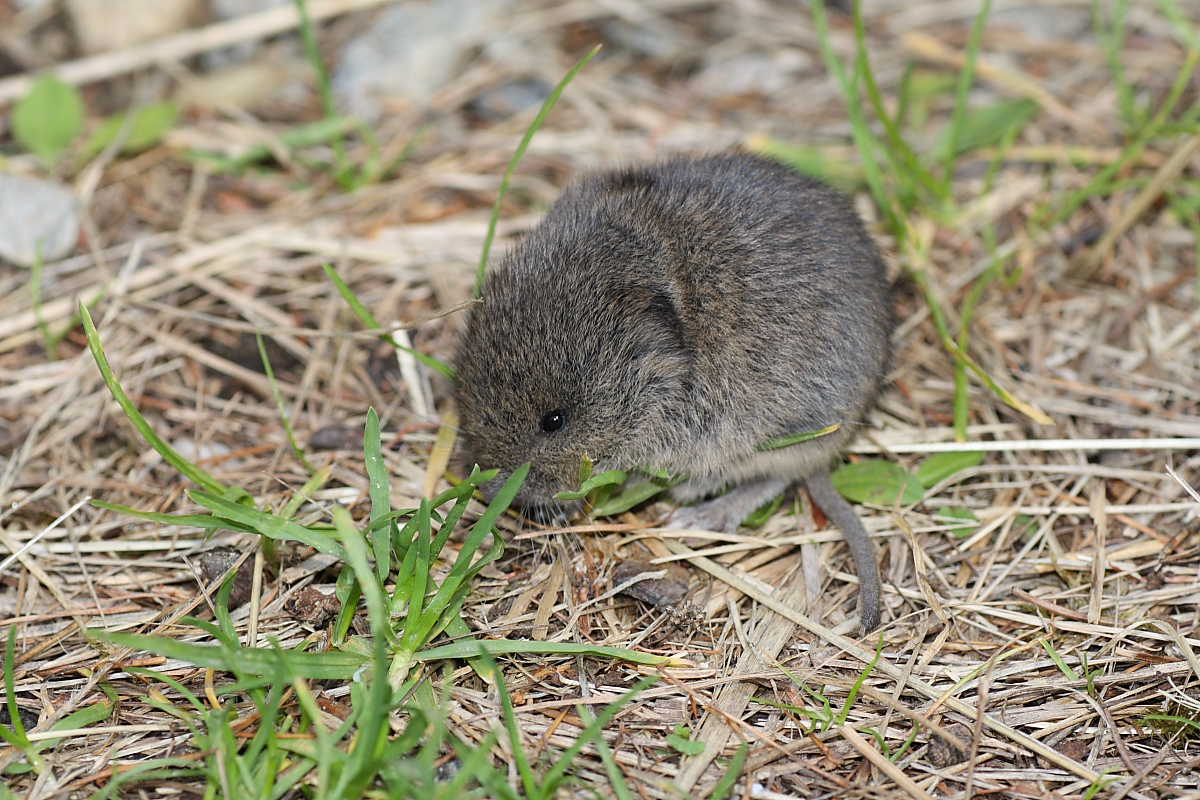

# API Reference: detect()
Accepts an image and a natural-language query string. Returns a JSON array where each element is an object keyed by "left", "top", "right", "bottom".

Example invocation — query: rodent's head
[{"left": 453, "top": 183, "right": 691, "bottom": 523}]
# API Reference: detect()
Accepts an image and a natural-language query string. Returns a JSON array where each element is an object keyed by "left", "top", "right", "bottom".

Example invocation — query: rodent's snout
[{"left": 477, "top": 468, "right": 582, "bottom": 527}]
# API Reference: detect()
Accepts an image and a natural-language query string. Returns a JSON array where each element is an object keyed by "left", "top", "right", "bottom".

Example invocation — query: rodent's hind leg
[
  {"left": 804, "top": 470, "right": 882, "bottom": 632},
  {"left": 668, "top": 477, "right": 791, "bottom": 534}
]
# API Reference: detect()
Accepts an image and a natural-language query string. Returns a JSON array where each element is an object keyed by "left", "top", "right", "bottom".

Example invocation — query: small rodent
[{"left": 454, "top": 153, "right": 893, "bottom": 631}]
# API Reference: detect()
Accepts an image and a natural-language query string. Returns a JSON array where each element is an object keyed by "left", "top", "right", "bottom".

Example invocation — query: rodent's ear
[{"left": 626, "top": 284, "right": 689, "bottom": 361}]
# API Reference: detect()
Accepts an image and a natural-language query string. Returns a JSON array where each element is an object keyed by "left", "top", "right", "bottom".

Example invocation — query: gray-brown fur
[{"left": 454, "top": 153, "right": 893, "bottom": 631}]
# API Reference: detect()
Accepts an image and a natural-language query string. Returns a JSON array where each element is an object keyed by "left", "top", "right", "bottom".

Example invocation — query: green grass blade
[
  {"left": 2, "top": 628, "right": 33, "bottom": 757},
  {"left": 1041, "top": 638, "right": 1081, "bottom": 681},
  {"left": 80, "top": 303, "right": 234, "bottom": 499},
  {"left": 758, "top": 424, "right": 840, "bottom": 451},
  {"left": 539, "top": 676, "right": 659, "bottom": 796},
  {"left": 492, "top": 660, "right": 540, "bottom": 798},
  {"left": 710, "top": 743, "right": 749, "bottom": 800},
  {"left": 322, "top": 263, "right": 455, "bottom": 378},
  {"left": 404, "top": 501, "right": 434, "bottom": 631},
  {"left": 29, "top": 250, "right": 58, "bottom": 359},
  {"left": 90, "top": 500, "right": 256, "bottom": 533},
  {"left": 88, "top": 630, "right": 369, "bottom": 680},
  {"left": 405, "top": 464, "right": 528, "bottom": 650},
  {"left": 942, "top": 0, "right": 993, "bottom": 184},
  {"left": 811, "top": 0, "right": 904, "bottom": 241},
  {"left": 578, "top": 703, "right": 634, "bottom": 800},
  {"left": 474, "top": 45, "right": 601, "bottom": 297},
  {"left": 331, "top": 506, "right": 391, "bottom": 639},
  {"left": 256, "top": 331, "right": 314, "bottom": 474},
  {"left": 851, "top": 0, "right": 946, "bottom": 203},
  {"left": 188, "top": 490, "right": 346, "bottom": 558},
  {"left": 363, "top": 408, "right": 393, "bottom": 581}
]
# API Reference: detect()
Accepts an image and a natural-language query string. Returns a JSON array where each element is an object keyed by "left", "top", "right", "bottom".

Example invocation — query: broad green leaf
[
  {"left": 12, "top": 75, "right": 84, "bottom": 166},
  {"left": 752, "top": 138, "right": 862, "bottom": 191},
  {"left": 831, "top": 460, "right": 924, "bottom": 506},
  {"left": 915, "top": 450, "right": 984, "bottom": 487},
  {"left": 938, "top": 98, "right": 1038, "bottom": 158},
  {"left": 933, "top": 506, "right": 978, "bottom": 537},
  {"left": 590, "top": 478, "right": 671, "bottom": 516},
  {"left": 554, "top": 468, "right": 627, "bottom": 502},
  {"left": 82, "top": 103, "right": 177, "bottom": 160}
]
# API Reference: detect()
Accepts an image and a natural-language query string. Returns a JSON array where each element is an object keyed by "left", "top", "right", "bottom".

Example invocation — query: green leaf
[
  {"left": 12, "top": 75, "right": 84, "bottom": 166},
  {"left": 752, "top": 139, "right": 862, "bottom": 191},
  {"left": 82, "top": 103, "right": 177, "bottom": 160},
  {"left": 591, "top": 478, "right": 672, "bottom": 516},
  {"left": 666, "top": 726, "right": 705, "bottom": 756},
  {"left": 363, "top": 408, "right": 393, "bottom": 581},
  {"left": 187, "top": 115, "right": 359, "bottom": 172},
  {"left": 933, "top": 506, "right": 978, "bottom": 538},
  {"left": 554, "top": 468, "right": 628, "bottom": 502},
  {"left": 187, "top": 489, "right": 346, "bottom": 558},
  {"left": 1040, "top": 638, "right": 1081, "bottom": 681},
  {"left": 710, "top": 743, "right": 749, "bottom": 800},
  {"left": 915, "top": 450, "right": 984, "bottom": 487},
  {"left": 831, "top": 460, "right": 924, "bottom": 506},
  {"left": 741, "top": 492, "right": 785, "bottom": 528},
  {"left": 758, "top": 424, "right": 840, "bottom": 451},
  {"left": 938, "top": 98, "right": 1038, "bottom": 158}
]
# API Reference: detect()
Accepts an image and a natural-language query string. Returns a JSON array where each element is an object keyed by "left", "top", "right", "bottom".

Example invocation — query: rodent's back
[{"left": 577, "top": 154, "right": 892, "bottom": 446}]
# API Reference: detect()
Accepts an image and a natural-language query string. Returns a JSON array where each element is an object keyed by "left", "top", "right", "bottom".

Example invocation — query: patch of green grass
[
  {"left": 75, "top": 305, "right": 675, "bottom": 795},
  {"left": 789, "top": 0, "right": 1198, "bottom": 436},
  {"left": 756, "top": 635, "right": 883, "bottom": 737},
  {"left": 809, "top": 0, "right": 1059, "bottom": 438},
  {"left": 1142, "top": 695, "right": 1200, "bottom": 744}
]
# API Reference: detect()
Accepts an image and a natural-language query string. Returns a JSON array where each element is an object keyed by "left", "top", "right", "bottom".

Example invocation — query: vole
[{"left": 454, "top": 153, "right": 893, "bottom": 631}]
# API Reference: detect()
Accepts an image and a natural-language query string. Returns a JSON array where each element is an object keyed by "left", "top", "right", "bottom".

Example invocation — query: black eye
[{"left": 540, "top": 409, "right": 566, "bottom": 433}]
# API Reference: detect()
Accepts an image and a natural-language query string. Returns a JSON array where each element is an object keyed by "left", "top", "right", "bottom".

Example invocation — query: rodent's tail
[{"left": 805, "top": 469, "right": 882, "bottom": 632}]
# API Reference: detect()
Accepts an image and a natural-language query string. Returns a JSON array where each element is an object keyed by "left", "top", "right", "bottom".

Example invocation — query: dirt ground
[{"left": 2, "top": 0, "right": 1199, "bottom": 797}]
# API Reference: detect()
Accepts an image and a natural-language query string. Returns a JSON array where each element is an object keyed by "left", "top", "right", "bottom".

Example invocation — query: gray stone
[
  {"left": 0, "top": 173, "right": 80, "bottom": 267},
  {"left": 332, "top": 0, "right": 515, "bottom": 120},
  {"left": 690, "top": 49, "right": 813, "bottom": 98},
  {"left": 466, "top": 77, "right": 551, "bottom": 122}
]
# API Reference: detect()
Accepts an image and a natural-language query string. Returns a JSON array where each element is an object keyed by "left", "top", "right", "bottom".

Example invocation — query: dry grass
[{"left": 2, "top": 0, "right": 1199, "bottom": 797}]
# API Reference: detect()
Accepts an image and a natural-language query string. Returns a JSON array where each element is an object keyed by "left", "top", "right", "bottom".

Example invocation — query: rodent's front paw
[
  {"left": 666, "top": 500, "right": 744, "bottom": 534},
  {"left": 666, "top": 477, "right": 793, "bottom": 534}
]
